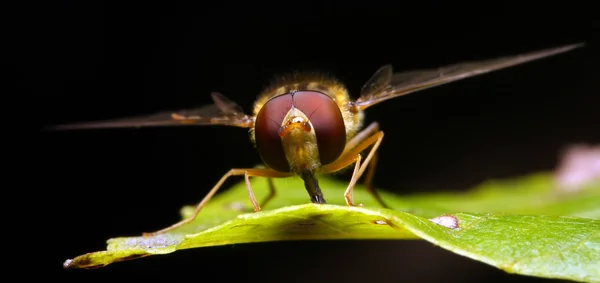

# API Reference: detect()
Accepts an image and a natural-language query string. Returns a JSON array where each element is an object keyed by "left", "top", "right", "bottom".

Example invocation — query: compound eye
[
  {"left": 293, "top": 91, "right": 346, "bottom": 165},
  {"left": 254, "top": 94, "right": 293, "bottom": 172}
]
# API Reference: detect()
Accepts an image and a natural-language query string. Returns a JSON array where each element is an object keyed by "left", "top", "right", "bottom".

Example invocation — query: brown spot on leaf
[{"left": 68, "top": 256, "right": 92, "bottom": 268}]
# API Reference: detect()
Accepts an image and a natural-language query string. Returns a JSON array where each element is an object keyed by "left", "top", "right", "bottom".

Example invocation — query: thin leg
[
  {"left": 343, "top": 154, "right": 362, "bottom": 206},
  {"left": 143, "top": 168, "right": 293, "bottom": 237},
  {"left": 259, "top": 178, "right": 277, "bottom": 209},
  {"left": 363, "top": 152, "right": 390, "bottom": 208},
  {"left": 356, "top": 125, "right": 389, "bottom": 208},
  {"left": 244, "top": 172, "right": 260, "bottom": 211},
  {"left": 322, "top": 130, "right": 385, "bottom": 206},
  {"left": 342, "top": 122, "right": 389, "bottom": 207}
]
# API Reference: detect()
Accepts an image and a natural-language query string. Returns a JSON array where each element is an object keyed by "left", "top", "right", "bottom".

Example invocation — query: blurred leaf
[{"left": 64, "top": 172, "right": 600, "bottom": 282}]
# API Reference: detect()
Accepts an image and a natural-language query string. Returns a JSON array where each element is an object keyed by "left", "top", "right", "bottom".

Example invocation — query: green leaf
[{"left": 64, "top": 172, "right": 600, "bottom": 282}]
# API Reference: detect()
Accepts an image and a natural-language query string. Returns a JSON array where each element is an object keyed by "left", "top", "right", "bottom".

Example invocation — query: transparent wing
[
  {"left": 47, "top": 92, "right": 255, "bottom": 131},
  {"left": 352, "top": 42, "right": 585, "bottom": 111},
  {"left": 360, "top": 64, "right": 393, "bottom": 99}
]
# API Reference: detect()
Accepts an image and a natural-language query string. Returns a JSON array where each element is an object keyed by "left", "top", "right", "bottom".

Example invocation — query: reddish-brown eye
[
  {"left": 293, "top": 91, "right": 346, "bottom": 165},
  {"left": 254, "top": 91, "right": 347, "bottom": 172},
  {"left": 255, "top": 94, "right": 294, "bottom": 172}
]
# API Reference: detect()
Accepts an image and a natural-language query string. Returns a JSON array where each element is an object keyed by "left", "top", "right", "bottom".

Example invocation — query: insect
[{"left": 49, "top": 43, "right": 584, "bottom": 237}]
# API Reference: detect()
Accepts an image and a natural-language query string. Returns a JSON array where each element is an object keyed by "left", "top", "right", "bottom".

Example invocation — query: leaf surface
[{"left": 64, "top": 173, "right": 600, "bottom": 282}]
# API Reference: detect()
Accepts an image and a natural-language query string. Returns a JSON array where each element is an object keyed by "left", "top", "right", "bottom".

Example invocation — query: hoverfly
[{"left": 49, "top": 43, "right": 584, "bottom": 237}]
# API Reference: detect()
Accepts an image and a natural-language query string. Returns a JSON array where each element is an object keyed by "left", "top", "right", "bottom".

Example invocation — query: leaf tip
[
  {"left": 429, "top": 214, "right": 460, "bottom": 230},
  {"left": 62, "top": 255, "right": 100, "bottom": 269},
  {"left": 63, "top": 259, "right": 74, "bottom": 269}
]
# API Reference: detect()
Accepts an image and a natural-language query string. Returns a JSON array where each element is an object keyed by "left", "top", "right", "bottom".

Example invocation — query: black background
[{"left": 30, "top": 1, "right": 598, "bottom": 282}]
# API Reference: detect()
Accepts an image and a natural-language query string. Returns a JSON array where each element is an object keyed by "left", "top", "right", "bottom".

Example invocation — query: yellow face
[{"left": 247, "top": 73, "right": 365, "bottom": 174}]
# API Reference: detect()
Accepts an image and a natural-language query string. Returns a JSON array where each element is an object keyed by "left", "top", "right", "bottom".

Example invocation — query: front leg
[
  {"left": 321, "top": 128, "right": 385, "bottom": 207},
  {"left": 143, "top": 167, "right": 293, "bottom": 237}
]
